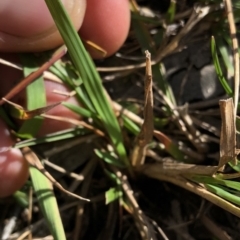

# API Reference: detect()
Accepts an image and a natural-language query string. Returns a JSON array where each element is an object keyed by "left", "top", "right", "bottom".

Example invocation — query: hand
[{"left": 0, "top": 0, "right": 130, "bottom": 197}]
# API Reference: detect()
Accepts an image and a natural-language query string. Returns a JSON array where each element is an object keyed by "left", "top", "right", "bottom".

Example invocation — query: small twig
[
  {"left": 116, "top": 171, "right": 157, "bottom": 240},
  {"left": 0, "top": 57, "right": 63, "bottom": 83},
  {"left": 1, "top": 209, "right": 19, "bottom": 240},
  {"left": 154, "top": 86, "right": 206, "bottom": 154},
  {"left": 22, "top": 147, "right": 89, "bottom": 201},
  {"left": 44, "top": 134, "right": 97, "bottom": 157},
  {"left": 0, "top": 45, "right": 67, "bottom": 105},
  {"left": 97, "top": 4, "right": 222, "bottom": 72},
  {"left": 139, "top": 163, "right": 218, "bottom": 176},
  {"left": 43, "top": 160, "right": 84, "bottom": 181},
  {"left": 42, "top": 114, "right": 105, "bottom": 137}
]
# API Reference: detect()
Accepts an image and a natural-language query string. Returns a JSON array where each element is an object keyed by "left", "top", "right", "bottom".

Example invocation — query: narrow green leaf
[
  {"left": 30, "top": 167, "right": 66, "bottom": 240},
  {"left": 211, "top": 36, "right": 233, "bottom": 96},
  {"left": 122, "top": 115, "right": 140, "bottom": 135},
  {"left": 50, "top": 63, "right": 96, "bottom": 113},
  {"left": 205, "top": 184, "right": 240, "bottom": 206},
  {"left": 95, "top": 149, "right": 125, "bottom": 168},
  {"left": 228, "top": 160, "right": 240, "bottom": 172},
  {"left": 63, "top": 102, "right": 99, "bottom": 119},
  {"left": 192, "top": 175, "right": 240, "bottom": 191},
  {"left": 104, "top": 169, "right": 121, "bottom": 185},
  {"left": 13, "top": 191, "right": 29, "bottom": 208},
  {"left": 166, "top": 0, "right": 176, "bottom": 24},
  {"left": 19, "top": 53, "right": 66, "bottom": 239},
  {"left": 105, "top": 187, "right": 123, "bottom": 204},
  {"left": 17, "top": 54, "right": 46, "bottom": 138},
  {"left": 217, "top": 38, "right": 234, "bottom": 76},
  {"left": 15, "top": 128, "right": 87, "bottom": 148},
  {"left": 45, "top": 0, "right": 128, "bottom": 166}
]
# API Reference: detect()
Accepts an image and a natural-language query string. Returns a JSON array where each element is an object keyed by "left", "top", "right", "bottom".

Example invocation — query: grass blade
[
  {"left": 19, "top": 54, "right": 66, "bottom": 239},
  {"left": 45, "top": 0, "right": 128, "bottom": 166},
  {"left": 30, "top": 167, "right": 66, "bottom": 240},
  {"left": 211, "top": 36, "right": 233, "bottom": 96}
]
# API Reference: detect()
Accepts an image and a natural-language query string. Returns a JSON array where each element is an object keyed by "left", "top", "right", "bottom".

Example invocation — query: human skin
[
  {"left": 79, "top": 0, "right": 130, "bottom": 58},
  {"left": 0, "top": 0, "right": 87, "bottom": 52},
  {"left": 0, "top": 0, "right": 130, "bottom": 197}
]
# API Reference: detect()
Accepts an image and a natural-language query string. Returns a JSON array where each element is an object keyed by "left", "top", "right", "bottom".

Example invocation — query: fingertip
[
  {"left": 0, "top": 119, "right": 29, "bottom": 198},
  {"left": 78, "top": 0, "right": 130, "bottom": 59}
]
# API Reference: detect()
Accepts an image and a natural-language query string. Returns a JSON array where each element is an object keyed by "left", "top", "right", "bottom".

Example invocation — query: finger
[
  {"left": 78, "top": 0, "right": 130, "bottom": 58},
  {"left": 0, "top": 54, "right": 81, "bottom": 136},
  {"left": 0, "top": 118, "right": 29, "bottom": 198},
  {"left": 0, "top": 0, "right": 86, "bottom": 52}
]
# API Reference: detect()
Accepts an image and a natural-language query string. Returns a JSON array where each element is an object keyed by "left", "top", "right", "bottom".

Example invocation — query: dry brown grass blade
[
  {"left": 3, "top": 98, "right": 62, "bottom": 120},
  {"left": 218, "top": 98, "right": 236, "bottom": 170},
  {"left": 131, "top": 51, "right": 153, "bottom": 166},
  {"left": 141, "top": 168, "right": 240, "bottom": 218},
  {"left": 0, "top": 57, "right": 63, "bottom": 84},
  {"left": 0, "top": 45, "right": 67, "bottom": 105},
  {"left": 22, "top": 147, "right": 89, "bottom": 202},
  {"left": 116, "top": 171, "right": 157, "bottom": 240},
  {"left": 139, "top": 163, "right": 218, "bottom": 177},
  {"left": 42, "top": 114, "right": 105, "bottom": 137},
  {"left": 97, "top": 4, "right": 222, "bottom": 72},
  {"left": 84, "top": 39, "right": 107, "bottom": 58}
]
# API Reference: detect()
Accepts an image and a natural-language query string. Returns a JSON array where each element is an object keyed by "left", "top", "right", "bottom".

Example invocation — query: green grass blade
[
  {"left": 30, "top": 167, "right": 66, "bottom": 240},
  {"left": 205, "top": 184, "right": 240, "bottom": 206},
  {"left": 50, "top": 63, "right": 96, "bottom": 113},
  {"left": 13, "top": 191, "right": 29, "bottom": 208},
  {"left": 18, "top": 54, "right": 66, "bottom": 239},
  {"left": 17, "top": 54, "right": 46, "bottom": 138},
  {"left": 228, "top": 160, "right": 240, "bottom": 172},
  {"left": 15, "top": 128, "right": 88, "bottom": 148},
  {"left": 45, "top": 0, "right": 128, "bottom": 166},
  {"left": 217, "top": 38, "right": 234, "bottom": 76},
  {"left": 105, "top": 187, "right": 123, "bottom": 204},
  {"left": 192, "top": 175, "right": 240, "bottom": 191},
  {"left": 63, "top": 102, "right": 98, "bottom": 119},
  {"left": 190, "top": 175, "right": 240, "bottom": 206},
  {"left": 122, "top": 115, "right": 140, "bottom": 135},
  {"left": 166, "top": 0, "right": 176, "bottom": 24},
  {"left": 211, "top": 36, "right": 233, "bottom": 96},
  {"left": 95, "top": 149, "right": 126, "bottom": 168}
]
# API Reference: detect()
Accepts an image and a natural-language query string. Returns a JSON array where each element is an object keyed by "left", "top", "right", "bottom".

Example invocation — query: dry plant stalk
[
  {"left": 224, "top": 0, "right": 239, "bottom": 116},
  {"left": 218, "top": 98, "right": 237, "bottom": 170},
  {"left": 142, "top": 168, "right": 240, "bottom": 218},
  {"left": 0, "top": 45, "right": 67, "bottom": 105},
  {"left": 131, "top": 50, "right": 153, "bottom": 166},
  {"left": 22, "top": 147, "right": 89, "bottom": 201},
  {"left": 141, "top": 163, "right": 218, "bottom": 176},
  {"left": 2, "top": 98, "right": 61, "bottom": 120},
  {"left": 116, "top": 171, "right": 157, "bottom": 240},
  {"left": 43, "top": 114, "right": 105, "bottom": 137}
]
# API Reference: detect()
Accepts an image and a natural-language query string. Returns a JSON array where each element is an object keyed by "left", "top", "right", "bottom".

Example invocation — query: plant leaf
[{"left": 105, "top": 187, "right": 123, "bottom": 205}]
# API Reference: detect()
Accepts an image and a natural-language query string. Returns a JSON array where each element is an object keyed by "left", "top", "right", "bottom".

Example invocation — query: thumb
[{"left": 0, "top": 0, "right": 86, "bottom": 52}]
